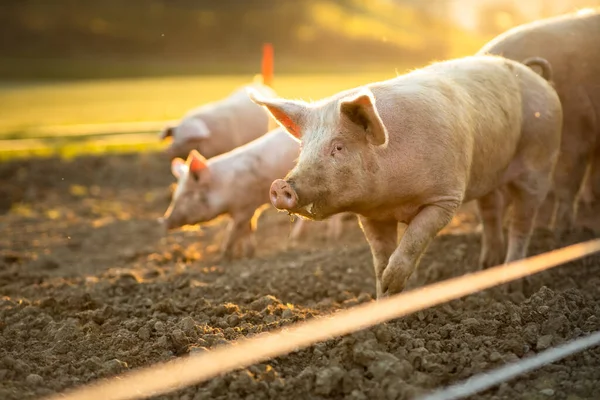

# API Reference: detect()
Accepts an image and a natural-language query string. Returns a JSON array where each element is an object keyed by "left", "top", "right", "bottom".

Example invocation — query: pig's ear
[
  {"left": 340, "top": 90, "right": 388, "bottom": 147},
  {"left": 171, "top": 157, "right": 188, "bottom": 178},
  {"left": 186, "top": 149, "right": 209, "bottom": 180},
  {"left": 179, "top": 118, "right": 211, "bottom": 140},
  {"left": 159, "top": 125, "right": 175, "bottom": 140},
  {"left": 247, "top": 88, "right": 305, "bottom": 139}
]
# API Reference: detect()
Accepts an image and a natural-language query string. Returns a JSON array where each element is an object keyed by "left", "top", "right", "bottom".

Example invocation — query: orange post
[{"left": 261, "top": 43, "right": 274, "bottom": 88}]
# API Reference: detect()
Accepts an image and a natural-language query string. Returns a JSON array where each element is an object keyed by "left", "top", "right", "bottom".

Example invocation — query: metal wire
[
  {"left": 43, "top": 239, "right": 600, "bottom": 400},
  {"left": 419, "top": 330, "right": 600, "bottom": 400}
]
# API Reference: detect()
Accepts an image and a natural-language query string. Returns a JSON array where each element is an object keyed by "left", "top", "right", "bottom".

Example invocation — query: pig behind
[
  {"left": 160, "top": 82, "right": 278, "bottom": 160},
  {"left": 251, "top": 55, "right": 562, "bottom": 298},
  {"left": 477, "top": 8, "right": 600, "bottom": 232},
  {"left": 162, "top": 127, "right": 347, "bottom": 260}
]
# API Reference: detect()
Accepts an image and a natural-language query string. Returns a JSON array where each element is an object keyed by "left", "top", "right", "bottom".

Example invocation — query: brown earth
[{"left": 1, "top": 152, "right": 599, "bottom": 400}]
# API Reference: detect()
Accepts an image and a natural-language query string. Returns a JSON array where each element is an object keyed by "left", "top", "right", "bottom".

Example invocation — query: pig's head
[
  {"left": 248, "top": 88, "right": 389, "bottom": 220},
  {"left": 161, "top": 149, "right": 221, "bottom": 230},
  {"left": 159, "top": 118, "right": 213, "bottom": 160}
]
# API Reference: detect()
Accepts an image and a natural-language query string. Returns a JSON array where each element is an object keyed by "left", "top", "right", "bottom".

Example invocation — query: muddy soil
[{"left": 1, "top": 152, "right": 599, "bottom": 400}]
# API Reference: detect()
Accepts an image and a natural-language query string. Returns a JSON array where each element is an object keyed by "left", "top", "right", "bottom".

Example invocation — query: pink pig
[
  {"left": 159, "top": 82, "right": 277, "bottom": 161},
  {"left": 161, "top": 128, "right": 347, "bottom": 260},
  {"left": 477, "top": 8, "right": 600, "bottom": 232},
  {"left": 250, "top": 55, "right": 562, "bottom": 298}
]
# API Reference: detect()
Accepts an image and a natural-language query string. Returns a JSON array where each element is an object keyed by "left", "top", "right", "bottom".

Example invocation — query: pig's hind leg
[
  {"left": 476, "top": 189, "right": 507, "bottom": 269},
  {"left": 550, "top": 89, "right": 596, "bottom": 234},
  {"left": 504, "top": 167, "right": 553, "bottom": 265}
]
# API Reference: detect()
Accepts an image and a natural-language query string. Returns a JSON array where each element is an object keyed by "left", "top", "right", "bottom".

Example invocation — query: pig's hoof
[
  {"left": 380, "top": 274, "right": 408, "bottom": 298},
  {"left": 478, "top": 252, "right": 505, "bottom": 270}
]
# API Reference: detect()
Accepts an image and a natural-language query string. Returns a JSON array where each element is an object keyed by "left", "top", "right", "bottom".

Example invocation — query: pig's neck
[{"left": 207, "top": 161, "right": 241, "bottom": 215}]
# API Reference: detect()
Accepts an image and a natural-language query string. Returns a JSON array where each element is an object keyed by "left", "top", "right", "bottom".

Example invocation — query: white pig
[
  {"left": 161, "top": 127, "right": 347, "bottom": 260},
  {"left": 159, "top": 82, "right": 278, "bottom": 160},
  {"left": 477, "top": 8, "right": 600, "bottom": 232},
  {"left": 251, "top": 55, "right": 562, "bottom": 298}
]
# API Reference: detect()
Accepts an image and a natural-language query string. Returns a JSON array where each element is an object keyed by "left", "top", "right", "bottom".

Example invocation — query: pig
[
  {"left": 581, "top": 146, "right": 600, "bottom": 209},
  {"left": 161, "top": 127, "right": 347, "bottom": 260},
  {"left": 250, "top": 55, "right": 562, "bottom": 298},
  {"left": 159, "top": 81, "right": 278, "bottom": 160},
  {"left": 477, "top": 8, "right": 600, "bottom": 233}
]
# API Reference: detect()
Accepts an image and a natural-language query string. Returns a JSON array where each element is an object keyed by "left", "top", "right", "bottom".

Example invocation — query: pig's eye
[{"left": 331, "top": 143, "right": 344, "bottom": 157}]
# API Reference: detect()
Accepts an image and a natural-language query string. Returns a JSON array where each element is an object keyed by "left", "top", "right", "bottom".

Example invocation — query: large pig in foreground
[
  {"left": 251, "top": 55, "right": 562, "bottom": 298},
  {"left": 477, "top": 8, "right": 600, "bottom": 232},
  {"left": 159, "top": 82, "right": 277, "bottom": 160},
  {"left": 161, "top": 127, "right": 345, "bottom": 260}
]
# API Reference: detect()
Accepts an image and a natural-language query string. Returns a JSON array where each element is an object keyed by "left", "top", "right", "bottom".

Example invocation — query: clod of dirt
[
  {"left": 368, "top": 353, "right": 413, "bottom": 381},
  {"left": 25, "top": 373, "right": 43, "bottom": 386},
  {"left": 249, "top": 295, "right": 281, "bottom": 312},
  {"left": 157, "top": 336, "right": 169, "bottom": 348},
  {"left": 179, "top": 317, "right": 196, "bottom": 335},
  {"left": 137, "top": 326, "right": 151, "bottom": 341},
  {"left": 522, "top": 323, "right": 539, "bottom": 345},
  {"left": 154, "top": 321, "right": 166, "bottom": 335},
  {"left": 489, "top": 351, "right": 502, "bottom": 362},
  {"left": 103, "top": 359, "right": 128, "bottom": 375},
  {"left": 314, "top": 366, "right": 345, "bottom": 395},
  {"left": 152, "top": 298, "right": 181, "bottom": 315},
  {"left": 53, "top": 318, "right": 81, "bottom": 341},
  {"left": 170, "top": 329, "right": 189, "bottom": 355},
  {"left": 536, "top": 334, "right": 553, "bottom": 351},
  {"left": 113, "top": 271, "right": 141, "bottom": 289}
]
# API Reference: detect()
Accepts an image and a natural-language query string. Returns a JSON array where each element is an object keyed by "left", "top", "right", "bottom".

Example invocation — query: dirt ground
[{"left": 1, "top": 152, "right": 599, "bottom": 400}]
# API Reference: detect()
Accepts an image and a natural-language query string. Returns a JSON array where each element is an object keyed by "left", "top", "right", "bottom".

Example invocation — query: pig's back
[
  {"left": 368, "top": 57, "right": 527, "bottom": 201},
  {"left": 213, "top": 128, "right": 300, "bottom": 183},
  {"left": 477, "top": 10, "right": 600, "bottom": 88},
  {"left": 188, "top": 83, "right": 273, "bottom": 144}
]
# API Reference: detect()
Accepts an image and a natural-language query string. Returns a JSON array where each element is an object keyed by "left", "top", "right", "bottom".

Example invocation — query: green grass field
[{"left": 0, "top": 71, "right": 408, "bottom": 160}]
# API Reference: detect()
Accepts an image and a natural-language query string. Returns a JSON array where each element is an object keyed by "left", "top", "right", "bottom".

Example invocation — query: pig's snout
[{"left": 270, "top": 179, "right": 298, "bottom": 210}]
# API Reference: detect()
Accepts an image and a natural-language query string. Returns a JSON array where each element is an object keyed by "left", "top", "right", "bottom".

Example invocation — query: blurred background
[{"left": 1, "top": 0, "right": 599, "bottom": 159}]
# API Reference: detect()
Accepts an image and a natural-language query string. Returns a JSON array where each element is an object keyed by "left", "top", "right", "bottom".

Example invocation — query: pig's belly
[{"left": 462, "top": 156, "right": 525, "bottom": 203}]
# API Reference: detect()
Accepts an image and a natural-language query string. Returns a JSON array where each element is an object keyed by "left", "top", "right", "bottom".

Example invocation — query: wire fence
[
  {"left": 42, "top": 238, "right": 600, "bottom": 400},
  {"left": 418, "top": 330, "right": 600, "bottom": 400}
]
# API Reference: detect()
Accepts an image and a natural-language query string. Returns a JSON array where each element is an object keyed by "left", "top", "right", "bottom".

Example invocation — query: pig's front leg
[
  {"left": 358, "top": 217, "right": 398, "bottom": 298},
  {"left": 289, "top": 218, "right": 307, "bottom": 243},
  {"left": 220, "top": 213, "right": 255, "bottom": 261},
  {"left": 380, "top": 202, "right": 459, "bottom": 298}
]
